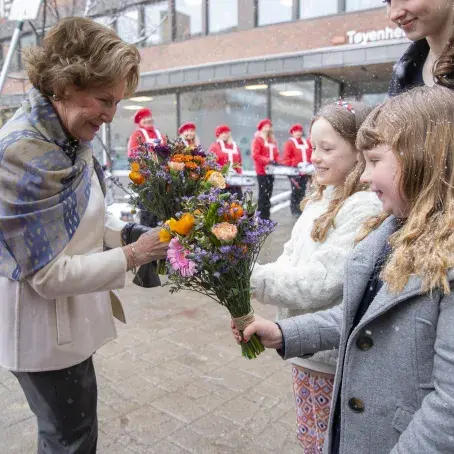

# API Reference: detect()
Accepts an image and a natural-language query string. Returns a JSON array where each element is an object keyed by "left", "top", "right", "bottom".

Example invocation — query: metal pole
[{"left": 0, "top": 20, "right": 24, "bottom": 95}]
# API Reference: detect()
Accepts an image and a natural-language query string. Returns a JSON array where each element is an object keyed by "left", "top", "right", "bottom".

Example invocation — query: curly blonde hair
[
  {"left": 356, "top": 85, "right": 454, "bottom": 294},
  {"left": 24, "top": 17, "right": 140, "bottom": 98},
  {"left": 300, "top": 101, "right": 374, "bottom": 242}
]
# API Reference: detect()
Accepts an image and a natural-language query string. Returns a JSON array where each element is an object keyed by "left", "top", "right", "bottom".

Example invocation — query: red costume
[
  {"left": 252, "top": 120, "right": 280, "bottom": 176},
  {"left": 178, "top": 123, "right": 199, "bottom": 147},
  {"left": 127, "top": 108, "right": 166, "bottom": 157},
  {"left": 282, "top": 125, "right": 312, "bottom": 168},
  {"left": 209, "top": 125, "right": 242, "bottom": 174}
]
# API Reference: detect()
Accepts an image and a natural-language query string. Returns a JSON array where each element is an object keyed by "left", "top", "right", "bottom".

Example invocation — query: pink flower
[
  {"left": 211, "top": 222, "right": 238, "bottom": 242},
  {"left": 167, "top": 238, "right": 196, "bottom": 277}
]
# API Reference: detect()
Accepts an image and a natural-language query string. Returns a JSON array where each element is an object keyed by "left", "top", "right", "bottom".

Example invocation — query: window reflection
[
  {"left": 143, "top": 2, "right": 170, "bottom": 45},
  {"left": 258, "top": 0, "right": 293, "bottom": 27},
  {"left": 176, "top": 0, "right": 203, "bottom": 40},
  {"left": 270, "top": 80, "right": 315, "bottom": 146},
  {"left": 345, "top": 0, "right": 384, "bottom": 11},
  {"left": 299, "top": 0, "right": 337, "bottom": 19},
  {"left": 180, "top": 87, "right": 267, "bottom": 170},
  {"left": 209, "top": 0, "right": 238, "bottom": 34},
  {"left": 116, "top": 9, "right": 139, "bottom": 44},
  {"left": 321, "top": 77, "right": 341, "bottom": 106}
]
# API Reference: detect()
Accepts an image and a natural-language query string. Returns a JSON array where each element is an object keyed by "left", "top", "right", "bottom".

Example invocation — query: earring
[{"left": 52, "top": 94, "right": 60, "bottom": 101}]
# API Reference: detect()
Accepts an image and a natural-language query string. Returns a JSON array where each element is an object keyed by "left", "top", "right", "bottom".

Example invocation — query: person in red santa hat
[
  {"left": 209, "top": 125, "right": 243, "bottom": 199},
  {"left": 127, "top": 108, "right": 166, "bottom": 157},
  {"left": 282, "top": 124, "right": 313, "bottom": 217},
  {"left": 178, "top": 122, "right": 200, "bottom": 148},
  {"left": 252, "top": 118, "right": 280, "bottom": 220}
]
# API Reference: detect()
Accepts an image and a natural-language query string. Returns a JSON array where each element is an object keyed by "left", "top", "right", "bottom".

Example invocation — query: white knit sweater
[{"left": 252, "top": 187, "right": 382, "bottom": 373}]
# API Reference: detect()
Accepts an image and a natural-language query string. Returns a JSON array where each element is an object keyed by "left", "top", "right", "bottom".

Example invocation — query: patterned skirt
[{"left": 292, "top": 365, "right": 335, "bottom": 453}]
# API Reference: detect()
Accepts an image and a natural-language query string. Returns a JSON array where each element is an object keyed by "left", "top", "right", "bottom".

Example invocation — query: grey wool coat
[{"left": 277, "top": 216, "right": 454, "bottom": 453}]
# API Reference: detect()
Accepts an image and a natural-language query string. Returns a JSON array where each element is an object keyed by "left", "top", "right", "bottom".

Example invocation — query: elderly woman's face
[{"left": 53, "top": 80, "right": 126, "bottom": 141}]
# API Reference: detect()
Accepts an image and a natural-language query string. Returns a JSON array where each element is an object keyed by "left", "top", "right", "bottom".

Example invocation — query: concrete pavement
[{"left": 0, "top": 211, "right": 301, "bottom": 454}]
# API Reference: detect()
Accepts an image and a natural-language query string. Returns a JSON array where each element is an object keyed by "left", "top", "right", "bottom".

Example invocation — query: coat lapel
[{"left": 343, "top": 216, "right": 396, "bottom": 329}]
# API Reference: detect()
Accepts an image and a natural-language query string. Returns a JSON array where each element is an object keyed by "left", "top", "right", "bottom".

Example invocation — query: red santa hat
[
  {"left": 289, "top": 124, "right": 303, "bottom": 135},
  {"left": 134, "top": 108, "right": 152, "bottom": 124},
  {"left": 257, "top": 119, "right": 272, "bottom": 131},
  {"left": 215, "top": 125, "right": 231, "bottom": 137},
  {"left": 178, "top": 122, "right": 196, "bottom": 134}
]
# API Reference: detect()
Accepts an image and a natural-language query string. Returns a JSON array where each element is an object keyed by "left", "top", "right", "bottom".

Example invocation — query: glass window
[
  {"left": 300, "top": 0, "right": 337, "bottom": 19},
  {"left": 258, "top": 0, "right": 293, "bottom": 27},
  {"left": 321, "top": 77, "right": 341, "bottom": 106},
  {"left": 19, "top": 33, "right": 36, "bottom": 69},
  {"left": 209, "top": 0, "right": 238, "bottom": 34},
  {"left": 3, "top": 40, "right": 20, "bottom": 72},
  {"left": 94, "top": 15, "right": 114, "bottom": 28},
  {"left": 176, "top": 0, "right": 203, "bottom": 40},
  {"left": 143, "top": 1, "right": 170, "bottom": 45},
  {"left": 117, "top": 9, "right": 139, "bottom": 44},
  {"left": 180, "top": 86, "right": 268, "bottom": 170},
  {"left": 346, "top": 0, "right": 384, "bottom": 12},
  {"left": 270, "top": 80, "right": 315, "bottom": 146},
  {"left": 109, "top": 94, "right": 177, "bottom": 170}
]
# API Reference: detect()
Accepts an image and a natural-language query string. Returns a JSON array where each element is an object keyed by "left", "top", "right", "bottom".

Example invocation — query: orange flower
[
  {"left": 224, "top": 203, "right": 244, "bottom": 221},
  {"left": 193, "top": 156, "right": 205, "bottom": 164},
  {"left": 129, "top": 171, "right": 145, "bottom": 185},
  {"left": 185, "top": 162, "right": 198, "bottom": 170},
  {"left": 130, "top": 162, "right": 140, "bottom": 172},
  {"left": 169, "top": 213, "right": 195, "bottom": 236}
]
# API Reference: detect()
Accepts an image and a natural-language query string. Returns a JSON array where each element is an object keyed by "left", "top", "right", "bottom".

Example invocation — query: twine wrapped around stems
[{"left": 232, "top": 310, "right": 255, "bottom": 332}]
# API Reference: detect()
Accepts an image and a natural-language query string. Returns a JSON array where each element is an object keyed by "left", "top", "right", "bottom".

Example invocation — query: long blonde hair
[
  {"left": 301, "top": 101, "right": 373, "bottom": 242},
  {"left": 356, "top": 85, "right": 454, "bottom": 294}
]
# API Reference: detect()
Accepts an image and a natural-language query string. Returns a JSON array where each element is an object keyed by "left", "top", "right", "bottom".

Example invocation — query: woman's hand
[
  {"left": 123, "top": 230, "right": 169, "bottom": 270},
  {"left": 231, "top": 315, "right": 283, "bottom": 350}
]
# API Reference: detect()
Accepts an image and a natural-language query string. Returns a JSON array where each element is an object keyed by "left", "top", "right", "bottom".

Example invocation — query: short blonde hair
[{"left": 24, "top": 16, "right": 140, "bottom": 98}]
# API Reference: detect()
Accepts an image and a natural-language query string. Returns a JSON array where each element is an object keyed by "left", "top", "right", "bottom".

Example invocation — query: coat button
[
  {"left": 348, "top": 398, "right": 365, "bottom": 413},
  {"left": 356, "top": 336, "right": 374, "bottom": 351}
]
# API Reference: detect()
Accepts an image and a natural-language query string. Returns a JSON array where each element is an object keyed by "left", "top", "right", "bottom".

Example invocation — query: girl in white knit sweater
[{"left": 251, "top": 101, "right": 382, "bottom": 452}]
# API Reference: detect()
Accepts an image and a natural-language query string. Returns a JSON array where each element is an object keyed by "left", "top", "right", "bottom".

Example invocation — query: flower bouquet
[
  {"left": 159, "top": 190, "right": 276, "bottom": 359},
  {"left": 128, "top": 138, "right": 228, "bottom": 273}
]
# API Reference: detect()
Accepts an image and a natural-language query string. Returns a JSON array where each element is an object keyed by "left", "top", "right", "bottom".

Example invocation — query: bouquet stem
[
  {"left": 241, "top": 333, "right": 265, "bottom": 359},
  {"left": 232, "top": 311, "right": 265, "bottom": 359},
  {"left": 156, "top": 259, "right": 167, "bottom": 275}
]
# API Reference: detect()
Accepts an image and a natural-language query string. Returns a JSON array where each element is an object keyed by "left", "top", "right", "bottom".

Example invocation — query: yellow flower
[
  {"left": 207, "top": 171, "right": 226, "bottom": 189},
  {"left": 130, "top": 162, "right": 140, "bottom": 172},
  {"left": 204, "top": 170, "right": 215, "bottom": 181},
  {"left": 159, "top": 222, "right": 172, "bottom": 242},
  {"left": 211, "top": 222, "right": 238, "bottom": 242},
  {"left": 169, "top": 213, "right": 195, "bottom": 236},
  {"left": 129, "top": 171, "right": 145, "bottom": 185}
]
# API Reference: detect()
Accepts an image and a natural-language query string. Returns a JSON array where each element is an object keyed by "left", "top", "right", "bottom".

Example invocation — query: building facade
[{"left": 0, "top": 0, "right": 409, "bottom": 170}]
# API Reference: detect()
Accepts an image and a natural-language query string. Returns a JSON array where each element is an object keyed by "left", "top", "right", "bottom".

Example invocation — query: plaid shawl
[{"left": 0, "top": 88, "right": 105, "bottom": 281}]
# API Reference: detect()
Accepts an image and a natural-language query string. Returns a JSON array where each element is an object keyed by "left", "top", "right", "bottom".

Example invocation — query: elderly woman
[{"left": 0, "top": 17, "right": 167, "bottom": 453}]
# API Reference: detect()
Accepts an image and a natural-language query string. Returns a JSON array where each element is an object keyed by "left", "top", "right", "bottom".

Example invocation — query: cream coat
[
  {"left": 252, "top": 189, "right": 382, "bottom": 373},
  {"left": 0, "top": 174, "right": 129, "bottom": 372}
]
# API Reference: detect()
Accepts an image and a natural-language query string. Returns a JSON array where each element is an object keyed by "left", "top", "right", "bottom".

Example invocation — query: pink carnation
[{"left": 167, "top": 238, "right": 196, "bottom": 277}]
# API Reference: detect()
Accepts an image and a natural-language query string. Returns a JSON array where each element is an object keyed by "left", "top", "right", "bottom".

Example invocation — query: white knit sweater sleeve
[{"left": 251, "top": 192, "right": 381, "bottom": 311}]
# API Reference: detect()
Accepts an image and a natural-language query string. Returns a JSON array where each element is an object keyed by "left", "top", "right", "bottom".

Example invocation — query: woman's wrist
[{"left": 122, "top": 245, "right": 137, "bottom": 271}]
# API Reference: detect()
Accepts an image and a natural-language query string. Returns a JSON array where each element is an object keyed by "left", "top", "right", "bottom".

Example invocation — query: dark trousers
[
  {"left": 12, "top": 357, "right": 98, "bottom": 454},
  {"left": 257, "top": 175, "right": 274, "bottom": 220},
  {"left": 288, "top": 175, "right": 310, "bottom": 216}
]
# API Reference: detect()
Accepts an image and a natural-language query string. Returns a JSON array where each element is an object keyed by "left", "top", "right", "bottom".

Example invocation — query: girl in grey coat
[{"left": 233, "top": 86, "right": 454, "bottom": 453}]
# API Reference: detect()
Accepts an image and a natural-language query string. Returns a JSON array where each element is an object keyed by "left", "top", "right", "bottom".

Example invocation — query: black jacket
[{"left": 388, "top": 39, "right": 429, "bottom": 97}]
